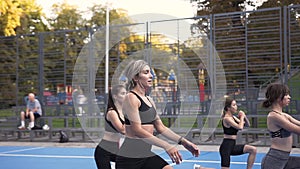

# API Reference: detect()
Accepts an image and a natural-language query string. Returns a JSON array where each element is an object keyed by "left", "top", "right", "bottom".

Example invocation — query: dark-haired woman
[
  {"left": 94, "top": 85, "right": 126, "bottom": 169},
  {"left": 261, "top": 83, "right": 300, "bottom": 169},
  {"left": 219, "top": 97, "right": 257, "bottom": 169}
]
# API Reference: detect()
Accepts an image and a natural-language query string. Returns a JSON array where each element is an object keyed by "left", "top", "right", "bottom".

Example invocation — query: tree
[
  {"left": 0, "top": 0, "right": 48, "bottom": 106},
  {"left": 15, "top": 0, "right": 48, "bottom": 34},
  {"left": 190, "top": 1, "right": 254, "bottom": 90},
  {"left": 190, "top": 0, "right": 300, "bottom": 90},
  {"left": 0, "top": 0, "right": 22, "bottom": 36},
  {"left": 88, "top": 5, "right": 130, "bottom": 27},
  {"left": 0, "top": 0, "right": 46, "bottom": 36},
  {"left": 191, "top": 0, "right": 255, "bottom": 35},
  {"left": 258, "top": 0, "right": 300, "bottom": 8},
  {"left": 48, "top": 3, "right": 84, "bottom": 30}
]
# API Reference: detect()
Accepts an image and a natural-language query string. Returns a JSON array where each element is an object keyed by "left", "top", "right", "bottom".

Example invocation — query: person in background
[
  {"left": 76, "top": 90, "right": 87, "bottom": 115},
  {"left": 57, "top": 88, "right": 66, "bottom": 105},
  {"left": 94, "top": 84, "right": 126, "bottom": 169},
  {"left": 18, "top": 93, "right": 42, "bottom": 130},
  {"left": 116, "top": 60, "right": 206, "bottom": 169},
  {"left": 219, "top": 97, "right": 256, "bottom": 169},
  {"left": 261, "top": 83, "right": 300, "bottom": 169}
]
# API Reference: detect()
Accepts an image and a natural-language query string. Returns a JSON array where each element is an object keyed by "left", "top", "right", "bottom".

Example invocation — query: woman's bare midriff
[
  {"left": 223, "top": 134, "right": 237, "bottom": 140},
  {"left": 125, "top": 124, "right": 154, "bottom": 138},
  {"left": 102, "top": 131, "right": 122, "bottom": 142},
  {"left": 270, "top": 136, "right": 293, "bottom": 152}
]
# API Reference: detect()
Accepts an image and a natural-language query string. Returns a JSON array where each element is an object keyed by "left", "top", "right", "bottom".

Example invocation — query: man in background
[{"left": 18, "top": 93, "right": 42, "bottom": 130}]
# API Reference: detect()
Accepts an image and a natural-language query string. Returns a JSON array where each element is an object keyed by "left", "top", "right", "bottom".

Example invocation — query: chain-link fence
[{"left": 0, "top": 5, "right": 300, "bottom": 117}]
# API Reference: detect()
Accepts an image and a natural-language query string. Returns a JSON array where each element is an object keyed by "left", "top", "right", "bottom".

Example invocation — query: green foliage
[
  {"left": 0, "top": 0, "right": 22, "bottom": 36},
  {"left": 258, "top": 0, "right": 300, "bottom": 8},
  {"left": 0, "top": 0, "right": 47, "bottom": 36},
  {"left": 48, "top": 3, "right": 83, "bottom": 30}
]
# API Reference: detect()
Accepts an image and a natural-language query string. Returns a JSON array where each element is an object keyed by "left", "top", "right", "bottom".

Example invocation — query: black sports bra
[
  {"left": 269, "top": 110, "right": 291, "bottom": 138},
  {"left": 104, "top": 108, "right": 125, "bottom": 133},
  {"left": 270, "top": 128, "right": 291, "bottom": 138},
  {"left": 222, "top": 117, "right": 239, "bottom": 135},
  {"left": 124, "top": 91, "right": 157, "bottom": 125}
]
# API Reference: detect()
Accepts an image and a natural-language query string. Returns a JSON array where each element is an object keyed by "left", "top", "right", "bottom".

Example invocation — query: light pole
[{"left": 105, "top": 1, "right": 110, "bottom": 103}]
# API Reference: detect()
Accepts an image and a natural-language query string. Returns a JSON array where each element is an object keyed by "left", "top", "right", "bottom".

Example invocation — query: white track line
[
  {"left": 167, "top": 159, "right": 261, "bottom": 166},
  {"left": 0, "top": 153, "right": 93, "bottom": 159},
  {"left": 0, "top": 147, "right": 45, "bottom": 154}
]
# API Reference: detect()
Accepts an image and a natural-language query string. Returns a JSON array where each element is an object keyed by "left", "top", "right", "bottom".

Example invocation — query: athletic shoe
[
  {"left": 193, "top": 164, "right": 201, "bottom": 169},
  {"left": 42, "top": 124, "right": 50, "bottom": 130},
  {"left": 18, "top": 126, "right": 25, "bottom": 130},
  {"left": 27, "top": 126, "right": 32, "bottom": 130}
]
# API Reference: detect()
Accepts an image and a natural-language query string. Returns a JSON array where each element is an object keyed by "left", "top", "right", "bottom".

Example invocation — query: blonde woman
[{"left": 116, "top": 60, "right": 202, "bottom": 169}]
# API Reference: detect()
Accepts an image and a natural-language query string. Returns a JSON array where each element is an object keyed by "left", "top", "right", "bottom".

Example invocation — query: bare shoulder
[
  {"left": 267, "top": 112, "right": 279, "bottom": 121},
  {"left": 268, "top": 111, "right": 289, "bottom": 124},
  {"left": 124, "top": 92, "right": 140, "bottom": 107},
  {"left": 223, "top": 116, "right": 232, "bottom": 121},
  {"left": 222, "top": 116, "right": 232, "bottom": 125},
  {"left": 107, "top": 109, "right": 117, "bottom": 116},
  {"left": 106, "top": 109, "right": 118, "bottom": 121},
  {"left": 125, "top": 92, "right": 139, "bottom": 101}
]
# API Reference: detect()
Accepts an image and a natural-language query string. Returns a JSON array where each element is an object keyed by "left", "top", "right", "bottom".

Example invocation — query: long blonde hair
[{"left": 122, "top": 60, "right": 149, "bottom": 91}]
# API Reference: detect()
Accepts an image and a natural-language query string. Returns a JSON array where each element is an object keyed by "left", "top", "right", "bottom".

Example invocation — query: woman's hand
[
  {"left": 238, "top": 110, "right": 245, "bottom": 118},
  {"left": 181, "top": 138, "right": 200, "bottom": 157},
  {"left": 166, "top": 146, "right": 182, "bottom": 164}
]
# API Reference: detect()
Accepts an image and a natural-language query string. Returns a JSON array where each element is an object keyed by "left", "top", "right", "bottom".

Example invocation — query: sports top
[
  {"left": 269, "top": 110, "right": 291, "bottom": 138},
  {"left": 105, "top": 108, "right": 125, "bottom": 133},
  {"left": 270, "top": 128, "right": 291, "bottom": 138},
  {"left": 124, "top": 91, "right": 157, "bottom": 125},
  {"left": 222, "top": 117, "right": 239, "bottom": 135}
]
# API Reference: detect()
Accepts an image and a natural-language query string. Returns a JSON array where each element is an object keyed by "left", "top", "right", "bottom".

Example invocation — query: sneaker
[
  {"left": 27, "top": 126, "right": 33, "bottom": 130},
  {"left": 193, "top": 164, "right": 201, "bottom": 169},
  {"left": 42, "top": 124, "right": 50, "bottom": 131},
  {"left": 18, "top": 126, "right": 25, "bottom": 130}
]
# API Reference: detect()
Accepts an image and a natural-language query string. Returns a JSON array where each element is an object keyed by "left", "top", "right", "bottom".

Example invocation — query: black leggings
[
  {"left": 116, "top": 138, "right": 169, "bottom": 169},
  {"left": 94, "top": 140, "right": 119, "bottom": 169},
  {"left": 219, "top": 138, "right": 245, "bottom": 167}
]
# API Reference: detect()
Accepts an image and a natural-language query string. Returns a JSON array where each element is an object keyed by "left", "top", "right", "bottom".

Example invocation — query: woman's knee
[
  {"left": 162, "top": 165, "right": 173, "bottom": 169},
  {"left": 244, "top": 145, "right": 257, "bottom": 154}
]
